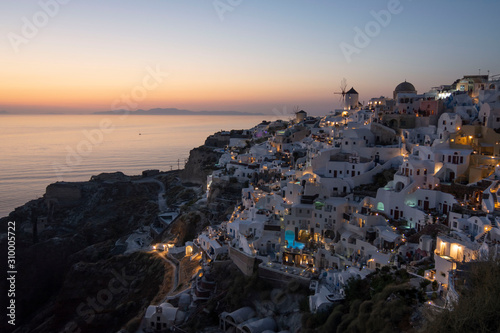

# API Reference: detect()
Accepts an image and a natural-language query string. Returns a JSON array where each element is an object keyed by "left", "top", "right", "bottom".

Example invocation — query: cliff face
[
  {"left": 35, "top": 252, "right": 166, "bottom": 333},
  {"left": 0, "top": 133, "right": 244, "bottom": 333},
  {"left": 180, "top": 146, "right": 222, "bottom": 186},
  {"left": 0, "top": 175, "right": 162, "bottom": 333},
  {"left": 45, "top": 183, "right": 83, "bottom": 207},
  {"left": 204, "top": 132, "right": 230, "bottom": 148}
]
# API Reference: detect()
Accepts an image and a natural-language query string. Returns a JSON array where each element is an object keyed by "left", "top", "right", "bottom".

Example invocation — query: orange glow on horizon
[
  {"left": 2, "top": 79, "right": 334, "bottom": 112},
  {"left": 1, "top": 52, "right": 341, "bottom": 113}
]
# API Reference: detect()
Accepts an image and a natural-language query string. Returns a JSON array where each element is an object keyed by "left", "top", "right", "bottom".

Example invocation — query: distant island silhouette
[
  {"left": 0, "top": 110, "right": 10, "bottom": 114},
  {"left": 94, "top": 108, "right": 264, "bottom": 116}
]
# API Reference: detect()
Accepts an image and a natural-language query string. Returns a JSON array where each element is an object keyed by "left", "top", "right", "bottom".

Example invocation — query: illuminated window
[{"left": 377, "top": 202, "right": 384, "bottom": 211}]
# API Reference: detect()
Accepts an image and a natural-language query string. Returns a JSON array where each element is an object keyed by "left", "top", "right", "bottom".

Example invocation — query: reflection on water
[{"left": 0, "top": 114, "right": 264, "bottom": 217}]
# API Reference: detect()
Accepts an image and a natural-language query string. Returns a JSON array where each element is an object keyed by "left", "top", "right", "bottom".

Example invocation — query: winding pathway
[{"left": 133, "top": 177, "right": 167, "bottom": 212}]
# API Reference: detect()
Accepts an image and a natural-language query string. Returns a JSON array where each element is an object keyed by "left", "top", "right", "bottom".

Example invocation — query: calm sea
[{"left": 0, "top": 114, "right": 264, "bottom": 218}]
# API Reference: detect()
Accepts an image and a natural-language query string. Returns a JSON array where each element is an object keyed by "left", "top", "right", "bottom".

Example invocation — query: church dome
[
  {"left": 394, "top": 81, "right": 416, "bottom": 93},
  {"left": 393, "top": 81, "right": 416, "bottom": 99}
]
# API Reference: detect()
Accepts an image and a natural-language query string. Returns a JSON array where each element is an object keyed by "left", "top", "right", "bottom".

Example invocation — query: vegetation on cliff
[
  {"left": 425, "top": 259, "right": 500, "bottom": 333},
  {"left": 302, "top": 268, "right": 423, "bottom": 333}
]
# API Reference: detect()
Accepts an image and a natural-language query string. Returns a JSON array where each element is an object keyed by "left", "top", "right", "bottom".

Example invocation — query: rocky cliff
[
  {"left": 0, "top": 173, "right": 163, "bottom": 333},
  {"left": 0, "top": 135, "right": 245, "bottom": 333},
  {"left": 180, "top": 146, "right": 222, "bottom": 186}
]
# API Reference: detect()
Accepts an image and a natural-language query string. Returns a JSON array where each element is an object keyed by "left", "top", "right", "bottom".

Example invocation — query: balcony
[{"left": 301, "top": 194, "right": 319, "bottom": 205}]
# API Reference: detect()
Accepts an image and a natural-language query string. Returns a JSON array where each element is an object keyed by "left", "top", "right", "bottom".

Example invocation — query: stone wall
[
  {"left": 258, "top": 265, "right": 310, "bottom": 287},
  {"left": 228, "top": 246, "right": 255, "bottom": 276}
]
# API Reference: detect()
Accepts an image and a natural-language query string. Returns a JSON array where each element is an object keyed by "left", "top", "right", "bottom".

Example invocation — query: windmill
[{"left": 334, "top": 78, "right": 348, "bottom": 108}]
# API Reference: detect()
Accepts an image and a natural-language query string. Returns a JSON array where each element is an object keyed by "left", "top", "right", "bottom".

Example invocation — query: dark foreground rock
[
  {"left": 0, "top": 173, "right": 163, "bottom": 333},
  {"left": 17, "top": 252, "right": 166, "bottom": 333}
]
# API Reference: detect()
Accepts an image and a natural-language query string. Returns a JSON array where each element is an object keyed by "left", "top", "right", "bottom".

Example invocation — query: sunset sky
[{"left": 1, "top": 0, "right": 499, "bottom": 115}]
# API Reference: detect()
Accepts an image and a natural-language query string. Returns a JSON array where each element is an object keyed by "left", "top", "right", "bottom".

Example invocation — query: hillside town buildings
[{"left": 146, "top": 74, "right": 500, "bottom": 332}]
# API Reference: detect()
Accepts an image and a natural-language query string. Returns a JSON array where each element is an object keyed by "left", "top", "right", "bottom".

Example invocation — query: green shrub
[
  {"left": 420, "top": 279, "right": 431, "bottom": 289},
  {"left": 349, "top": 299, "right": 362, "bottom": 316},
  {"left": 358, "top": 300, "right": 374, "bottom": 314}
]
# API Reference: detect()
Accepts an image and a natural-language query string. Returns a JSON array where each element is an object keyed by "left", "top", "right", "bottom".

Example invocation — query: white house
[
  {"left": 434, "top": 147, "right": 472, "bottom": 183},
  {"left": 144, "top": 303, "right": 186, "bottom": 332},
  {"left": 437, "top": 113, "right": 462, "bottom": 140},
  {"left": 197, "top": 227, "right": 228, "bottom": 260},
  {"left": 434, "top": 234, "right": 478, "bottom": 287}
]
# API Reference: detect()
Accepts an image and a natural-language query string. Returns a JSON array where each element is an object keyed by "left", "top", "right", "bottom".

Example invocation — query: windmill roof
[{"left": 346, "top": 87, "right": 358, "bottom": 94}]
